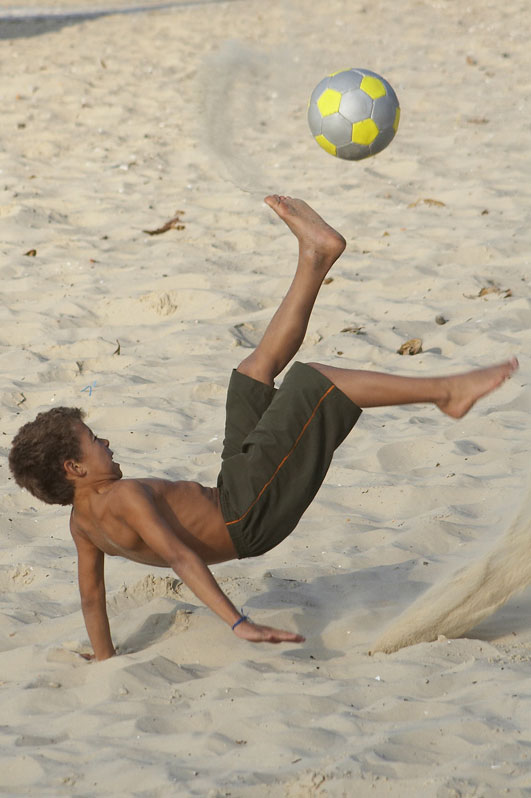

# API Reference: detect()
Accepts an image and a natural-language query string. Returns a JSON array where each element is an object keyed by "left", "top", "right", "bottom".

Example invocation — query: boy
[{"left": 9, "top": 195, "right": 518, "bottom": 661}]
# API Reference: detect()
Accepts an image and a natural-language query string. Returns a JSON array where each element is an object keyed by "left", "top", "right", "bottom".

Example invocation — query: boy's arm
[
  {"left": 72, "top": 528, "right": 116, "bottom": 661},
  {"left": 115, "top": 482, "right": 304, "bottom": 645}
]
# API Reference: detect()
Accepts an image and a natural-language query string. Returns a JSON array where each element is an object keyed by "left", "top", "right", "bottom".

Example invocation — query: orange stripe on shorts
[{"left": 225, "top": 384, "right": 335, "bottom": 526}]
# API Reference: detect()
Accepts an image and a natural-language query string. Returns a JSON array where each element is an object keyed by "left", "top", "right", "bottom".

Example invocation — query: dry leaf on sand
[
  {"left": 408, "top": 198, "right": 446, "bottom": 208},
  {"left": 143, "top": 212, "right": 185, "bottom": 236},
  {"left": 341, "top": 325, "right": 366, "bottom": 335}
]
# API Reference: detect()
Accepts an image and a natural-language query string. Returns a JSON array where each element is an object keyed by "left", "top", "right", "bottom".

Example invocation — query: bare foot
[
  {"left": 437, "top": 357, "right": 519, "bottom": 418},
  {"left": 265, "top": 194, "right": 346, "bottom": 271}
]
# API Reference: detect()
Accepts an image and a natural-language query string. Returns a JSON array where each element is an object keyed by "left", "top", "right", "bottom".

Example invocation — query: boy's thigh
[{"left": 221, "top": 369, "right": 276, "bottom": 460}]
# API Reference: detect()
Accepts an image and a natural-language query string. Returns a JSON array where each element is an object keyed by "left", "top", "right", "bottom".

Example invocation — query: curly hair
[{"left": 9, "top": 407, "right": 86, "bottom": 505}]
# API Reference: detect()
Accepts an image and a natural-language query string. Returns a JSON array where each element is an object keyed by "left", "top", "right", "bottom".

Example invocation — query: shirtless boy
[{"left": 9, "top": 195, "right": 518, "bottom": 661}]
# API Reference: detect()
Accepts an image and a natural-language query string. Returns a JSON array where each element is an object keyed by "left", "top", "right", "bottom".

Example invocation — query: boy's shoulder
[
  {"left": 90, "top": 478, "right": 150, "bottom": 521},
  {"left": 107, "top": 477, "right": 156, "bottom": 499},
  {"left": 70, "top": 479, "right": 145, "bottom": 533},
  {"left": 102, "top": 477, "right": 164, "bottom": 518}
]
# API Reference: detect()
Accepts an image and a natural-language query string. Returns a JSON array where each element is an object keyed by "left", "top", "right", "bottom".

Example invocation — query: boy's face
[{"left": 74, "top": 422, "right": 122, "bottom": 480}]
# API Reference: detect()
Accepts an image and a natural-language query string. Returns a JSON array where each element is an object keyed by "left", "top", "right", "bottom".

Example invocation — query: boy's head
[{"left": 9, "top": 407, "right": 86, "bottom": 506}]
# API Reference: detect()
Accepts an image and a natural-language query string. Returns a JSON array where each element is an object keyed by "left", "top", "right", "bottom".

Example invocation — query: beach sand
[{"left": 1, "top": 0, "right": 531, "bottom": 794}]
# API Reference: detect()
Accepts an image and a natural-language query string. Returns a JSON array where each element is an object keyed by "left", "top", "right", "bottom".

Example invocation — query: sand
[{"left": 1, "top": 0, "right": 531, "bottom": 795}]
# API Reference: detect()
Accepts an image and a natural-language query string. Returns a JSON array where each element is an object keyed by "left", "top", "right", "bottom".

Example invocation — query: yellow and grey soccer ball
[{"left": 308, "top": 68, "right": 400, "bottom": 161}]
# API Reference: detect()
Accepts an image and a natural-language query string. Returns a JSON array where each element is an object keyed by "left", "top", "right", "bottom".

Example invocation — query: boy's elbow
[
  {"left": 169, "top": 557, "right": 185, "bottom": 577},
  {"left": 169, "top": 548, "right": 196, "bottom": 576}
]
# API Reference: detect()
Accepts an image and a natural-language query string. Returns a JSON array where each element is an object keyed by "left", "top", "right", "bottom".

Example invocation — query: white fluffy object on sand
[{"left": 371, "top": 481, "right": 531, "bottom": 654}]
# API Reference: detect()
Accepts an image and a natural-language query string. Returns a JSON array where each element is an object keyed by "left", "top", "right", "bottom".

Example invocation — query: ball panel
[
  {"left": 321, "top": 113, "right": 354, "bottom": 147},
  {"left": 339, "top": 89, "right": 373, "bottom": 124},
  {"left": 382, "top": 79, "right": 399, "bottom": 107},
  {"left": 360, "top": 75, "right": 386, "bottom": 100},
  {"left": 327, "top": 69, "right": 363, "bottom": 93},
  {"left": 393, "top": 106, "right": 400, "bottom": 133},
  {"left": 317, "top": 88, "right": 342, "bottom": 117},
  {"left": 337, "top": 141, "right": 371, "bottom": 161},
  {"left": 307, "top": 102, "right": 323, "bottom": 137},
  {"left": 309, "top": 76, "right": 331, "bottom": 105},
  {"left": 357, "top": 69, "right": 399, "bottom": 106},
  {"left": 356, "top": 68, "right": 383, "bottom": 79},
  {"left": 315, "top": 134, "right": 337, "bottom": 156},
  {"left": 352, "top": 118, "right": 379, "bottom": 146},
  {"left": 371, "top": 93, "right": 398, "bottom": 130},
  {"left": 369, "top": 125, "right": 395, "bottom": 155}
]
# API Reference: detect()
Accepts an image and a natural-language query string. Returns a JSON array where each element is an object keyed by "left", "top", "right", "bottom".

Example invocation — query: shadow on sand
[{"left": 0, "top": 0, "right": 243, "bottom": 40}]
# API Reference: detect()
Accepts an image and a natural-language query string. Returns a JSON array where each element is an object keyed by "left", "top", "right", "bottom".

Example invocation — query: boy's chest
[{"left": 73, "top": 506, "right": 168, "bottom": 566}]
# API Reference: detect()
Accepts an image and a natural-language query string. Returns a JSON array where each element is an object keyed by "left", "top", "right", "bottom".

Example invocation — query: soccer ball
[{"left": 308, "top": 68, "right": 400, "bottom": 161}]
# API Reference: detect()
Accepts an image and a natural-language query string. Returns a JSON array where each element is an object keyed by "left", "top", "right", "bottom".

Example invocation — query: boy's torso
[{"left": 71, "top": 477, "right": 237, "bottom": 565}]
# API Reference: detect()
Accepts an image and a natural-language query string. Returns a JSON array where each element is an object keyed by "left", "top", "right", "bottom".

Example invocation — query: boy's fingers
[
  {"left": 269, "top": 630, "right": 305, "bottom": 642},
  {"left": 236, "top": 622, "right": 305, "bottom": 643}
]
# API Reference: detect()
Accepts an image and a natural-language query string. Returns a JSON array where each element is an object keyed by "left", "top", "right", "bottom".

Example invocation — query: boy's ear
[{"left": 64, "top": 459, "right": 87, "bottom": 479}]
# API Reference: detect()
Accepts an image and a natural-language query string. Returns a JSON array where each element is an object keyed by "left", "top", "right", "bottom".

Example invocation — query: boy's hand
[
  {"left": 232, "top": 619, "right": 305, "bottom": 644},
  {"left": 79, "top": 650, "right": 116, "bottom": 662}
]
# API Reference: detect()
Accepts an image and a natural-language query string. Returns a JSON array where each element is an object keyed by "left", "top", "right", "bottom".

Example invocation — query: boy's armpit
[{"left": 69, "top": 509, "right": 92, "bottom": 545}]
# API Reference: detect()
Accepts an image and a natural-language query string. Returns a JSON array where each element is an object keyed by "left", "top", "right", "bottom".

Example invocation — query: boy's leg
[
  {"left": 235, "top": 193, "right": 517, "bottom": 416},
  {"left": 307, "top": 360, "right": 518, "bottom": 419},
  {"left": 237, "top": 195, "right": 346, "bottom": 387}
]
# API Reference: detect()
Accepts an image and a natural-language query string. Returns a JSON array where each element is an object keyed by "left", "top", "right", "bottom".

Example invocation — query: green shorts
[{"left": 217, "top": 361, "right": 362, "bottom": 559}]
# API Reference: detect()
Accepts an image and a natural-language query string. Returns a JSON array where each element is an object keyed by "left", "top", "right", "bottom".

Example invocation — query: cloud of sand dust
[
  {"left": 370, "top": 476, "right": 531, "bottom": 654},
  {"left": 197, "top": 39, "right": 310, "bottom": 197},
  {"left": 197, "top": 40, "right": 274, "bottom": 195}
]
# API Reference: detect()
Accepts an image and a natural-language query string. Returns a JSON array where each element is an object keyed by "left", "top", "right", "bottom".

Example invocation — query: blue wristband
[{"left": 232, "top": 608, "right": 250, "bottom": 630}]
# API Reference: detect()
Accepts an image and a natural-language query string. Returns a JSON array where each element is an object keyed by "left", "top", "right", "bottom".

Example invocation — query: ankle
[{"left": 435, "top": 377, "right": 452, "bottom": 409}]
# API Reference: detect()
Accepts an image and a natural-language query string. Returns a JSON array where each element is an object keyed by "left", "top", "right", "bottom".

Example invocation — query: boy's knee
[
  {"left": 306, "top": 362, "right": 337, "bottom": 382},
  {"left": 306, "top": 362, "right": 326, "bottom": 374},
  {"left": 236, "top": 355, "right": 275, "bottom": 388}
]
